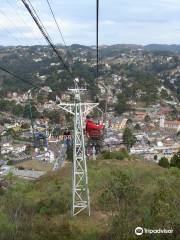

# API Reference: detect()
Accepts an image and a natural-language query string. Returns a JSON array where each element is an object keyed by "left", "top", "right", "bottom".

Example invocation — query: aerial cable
[
  {"left": 0, "top": 65, "right": 40, "bottom": 88},
  {"left": 0, "top": 22, "right": 22, "bottom": 46},
  {"left": 96, "top": 0, "right": 106, "bottom": 122},
  {"left": 46, "top": 0, "right": 73, "bottom": 62},
  {"left": 96, "top": 0, "right": 99, "bottom": 81},
  {"left": 21, "top": 0, "right": 74, "bottom": 78},
  {"left": 6, "top": 0, "right": 45, "bottom": 45},
  {"left": 0, "top": 8, "right": 32, "bottom": 46},
  {"left": 26, "top": 0, "right": 54, "bottom": 44}
]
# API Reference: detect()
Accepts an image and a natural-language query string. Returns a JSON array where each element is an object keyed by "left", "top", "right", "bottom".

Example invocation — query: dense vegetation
[
  {"left": 0, "top": 45, "right": 179, "bottom": 106},
  {"left": 0, "top": 99, "right": 40, "bottom": 120},
  {"left": 0, "top": 157, "right": 180, "bottom": 240},
  {"left": 158, "top": 151, "right": 180, "bottom": 169},
  {"left": 0, "top": 46, "right": 97, "bottom": 98}
]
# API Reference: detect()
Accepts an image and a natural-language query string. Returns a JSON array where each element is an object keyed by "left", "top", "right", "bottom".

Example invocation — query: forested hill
[
  {"left": 0, "top": 44, "right": 179, "bottom": 104},
  {"left": 144, "top": 44, "right": 180, "bottom": 53}
]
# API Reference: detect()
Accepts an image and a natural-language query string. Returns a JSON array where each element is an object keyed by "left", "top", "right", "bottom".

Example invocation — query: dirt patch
[{"left": 15, "top": 160, "right": 52, "bottom": 172}]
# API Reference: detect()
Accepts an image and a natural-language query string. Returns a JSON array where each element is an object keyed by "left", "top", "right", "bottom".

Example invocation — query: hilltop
[
  {"left": 0, "top": 44, "right": 179, "bottom": 108},
  {"left": 0, "top": 157, "right": 180, "bottom": 240}
]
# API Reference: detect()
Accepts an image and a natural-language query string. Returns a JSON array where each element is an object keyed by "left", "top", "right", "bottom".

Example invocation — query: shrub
[
  {"left": 102, "top": 150, "right": 129, "bottom": 160},
  {"left": 154, "top": 155, "right": 158, "bottom": 161},
  {"left": 18, "top": 166, "right": 25, "bottom": 170},
  {"left": 7, "top": 160, "right": 13, "bottom": 165},
  {"left": 158, "top": 157, "right": 170, "bottom": 168},
  {"left": 170, "top": 151, "right": 180, "bottom": 169}
]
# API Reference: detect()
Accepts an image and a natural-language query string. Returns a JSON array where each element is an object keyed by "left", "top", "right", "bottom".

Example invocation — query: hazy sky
[{"left": 1, "top": 0, "right": 180, "bottom": 45}]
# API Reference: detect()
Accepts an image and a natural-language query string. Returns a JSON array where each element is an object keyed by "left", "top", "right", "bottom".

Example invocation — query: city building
[{"left": 160, "top": 116, "right": 180, "bottom": 132}]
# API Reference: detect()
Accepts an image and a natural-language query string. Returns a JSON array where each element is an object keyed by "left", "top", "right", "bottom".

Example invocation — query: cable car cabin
[
  {"left": 86, "top": 116, "right": 105, "bottom": 154},
  {"left": 88, "top": 129, "right": 102, "bottom": 140},
  {"left": 34, "top": 132, "right": 47, "bottom": 148},
  {"left": 86, "top": 129, "right": 104, "bottom": 155},
  {"left": 86, "top": 117, "right": 104, "bottom": 138},
  {"left": 34, "top": 123, "right": 48, "bottom": 150},
  {"left": 63, "top": 129, "right": 72, "bottom": 147}
]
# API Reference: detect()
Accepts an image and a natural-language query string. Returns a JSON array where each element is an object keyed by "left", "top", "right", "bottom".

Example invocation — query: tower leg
[{"left": 72, "top": 103, "right": 90, "bottom": 216}]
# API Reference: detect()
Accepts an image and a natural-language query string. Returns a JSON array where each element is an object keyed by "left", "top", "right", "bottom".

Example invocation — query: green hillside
[
  {"left": 0, "top": 158, "right": 180, "bottom": 240},
  {"left": 0, "top": 45, "right": 179, "bottom": 104}
]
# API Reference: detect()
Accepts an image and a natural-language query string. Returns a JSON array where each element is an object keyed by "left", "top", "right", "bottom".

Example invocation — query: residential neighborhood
[{"left": 0, "top": 45, "right": 179, "bottom": 179}]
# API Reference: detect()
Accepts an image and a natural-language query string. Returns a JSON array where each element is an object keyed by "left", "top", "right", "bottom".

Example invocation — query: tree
[
  {"left": 170, "top": 151, "right": 180, "bottom": 169},
  {"left": 37, "top": 94, "right": 46, "bottom": 104},
  {"left": 123, "top": 128, "right": 136, "bottom": 151},
  {"left": 100, "top": 170, "right": 140, "bottom": 239},
  {"left": 170, "top": 106, "right": 178, "bottom": 120},
  {"left": 134, "top": 123, "right": 141, "bottom": 132},
  {"left": 12, "top": 104, "right": 24, "bottom": 116},
  {"left": 0, "top": 99, "right": 13, "bottom": 112},
  {"left": 99, "top": 100, "right": 106, "bottom": 112},
  {"left": 23, "top": 104, "right": 40, "bottom": 119},
  {"left": 144, "top": 114, "right": 151, "bottom": 123},
  {"left": 25, "top": 144, "right": 32, "bottom": 155},
  {"left": 52, "top": 127, "right": 61, "bottom": 137},
  {"left": 115, "top": 94, "right": 130, "bottom": 114},
  {"left": 160, "top": 89, "right": 168, "bottom": 99},
  {"left": 21, "top": 122, "right": 30, "bottom": 129},
  {"left": 154, "top": 155, "right": 158, "bottom": 161},
  {"left": 158, "top": 157, "right": 170, "bottom": 168},
  {"left": 43, "top": 110, "right": 60, "bottom": 124},
  {"left": 126, "top": 118, "right": 132, "bottom": 126},
  {"left": 5, "top": 129, "right": 17, "bottom": 138},
  {"left": 149, "top": 176, "right": 179, "bottom": 231},
  {"left": 0, "top": 212, "right": 15, "bottom": 239},
  {"left": 48, "top": 91, "right": 56, "bottom": 101}
]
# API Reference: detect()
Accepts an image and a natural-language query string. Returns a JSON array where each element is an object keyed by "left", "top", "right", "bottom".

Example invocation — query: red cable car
[{"left": 86, "top": 115, "right": 105, "bottom": 154}]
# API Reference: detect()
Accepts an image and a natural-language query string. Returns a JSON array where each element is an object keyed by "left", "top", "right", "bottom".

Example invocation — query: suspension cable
[
  {"left": 0, "top": 65, "right": 40, "bottom": 88},
  {"left": 0, "top": 8, "right": 32, "bottom": 46},
  {"left": 96, "top": 0, "right": 99, "bottom": 81},
  {"left": 26, "top": 0, "right": 54, "bottom": 44},
  {"left": 46, "top": 0, "right": 73, "bottom": 61},
  {"left": 6, "top": 0, "right": 45, "bottom": 45},
  {"left": 21, "top": 0, "right": 74, "bottom": 78},
  {"left": 0, "top": 21, "right": 22, "bottom": 46}
]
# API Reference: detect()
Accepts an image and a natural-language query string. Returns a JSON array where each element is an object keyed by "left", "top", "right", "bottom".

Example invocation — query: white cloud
[{"left": 1, "top": 0, "right": 180, "bottom": 45}]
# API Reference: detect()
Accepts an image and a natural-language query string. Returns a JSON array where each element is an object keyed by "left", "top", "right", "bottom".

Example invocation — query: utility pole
[
  {"left": 28, "top": 89, "right": 36, "bottom": 145},
  {"left": 56, "top": 79, "right": 98, "bottom": 216}
]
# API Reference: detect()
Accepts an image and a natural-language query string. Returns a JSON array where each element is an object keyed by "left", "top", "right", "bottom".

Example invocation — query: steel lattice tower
[{"left": 57, "top": 81, "right": 98, "bottom": 216}]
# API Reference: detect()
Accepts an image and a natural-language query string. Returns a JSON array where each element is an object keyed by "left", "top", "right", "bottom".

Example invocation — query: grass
[
  {"left": 1, "top": 157, "right": 180, "bottom": 239},
  {"left": 30, "top": 158, "right": 167, "bottom": 229}
]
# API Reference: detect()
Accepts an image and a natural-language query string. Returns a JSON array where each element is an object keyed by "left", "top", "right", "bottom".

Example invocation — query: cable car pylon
[{"left": 56, "top": 78, "right": 98, "bottom": 216}]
